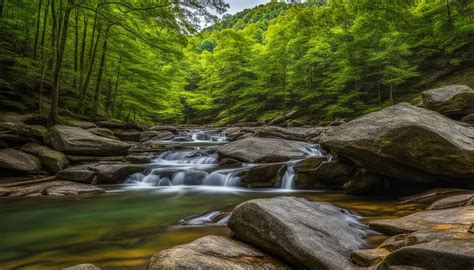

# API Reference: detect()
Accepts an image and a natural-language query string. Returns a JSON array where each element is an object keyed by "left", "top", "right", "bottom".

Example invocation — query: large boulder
[
  {"left": 21, "top": 143, "right": 69, "bottom": 174},
  {"left": 95, "top": 163, "right": 145, "bottom": 183},
  {"left": 56, "top": 164, "right": 98, "bottom": 184},
  {"left": 369, "top": 206, "right": 474, "bottom": 235},
  {"left": 47, "top": 125, "right": 130, "bottom": 156},
  {"left": 293, "top": 158, "right": 354, "bottom": 189},
  {"left": 228, "top": 197, "right": 369, "bottom": 269},
  {"left": 0, "top": 148, "right": 42, "bottom": 174},
  {"left": 319, "top": 103, "right": 474, "bottom": 184},
  {"left": 146, "top": 235, "right": 289, "bottom": 270},
  {"left": 217, "top": 137, "right": 316, "bottom": 163},
  {"left": 419, "top": 85, "right": 474, "bottom": 117},
  {"left": 111, "top": 129, "right": 141, "bottom": 142},
  {"left": 0, "top": 121, "right": 47, "bottom": 143},
  {"left": 239, "top": 163, "right": 286, "bottom": 188},
  {"left": 254, "top": 126, "right": 307, "bottom": 141},
  {"left": 139, "top": 130, "right": 174, "bottom": 142}
]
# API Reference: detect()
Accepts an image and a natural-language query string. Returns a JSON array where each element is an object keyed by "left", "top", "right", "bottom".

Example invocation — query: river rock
[
  {"left": 369, "top": 206, "right": 474, "bottom": 235},
  {"left": 0, "top": 180, "right": 105, "bottom": 197},
  {"left": 0, "top": 121, "right": 47, "bottom": 143},
  {"left": 239, "top": 163, "right": 285, "bottom": 188},
  {"left": 146, "top": 235, "right": 288, "bottom": 270},
  {"left": 217, "top": 137, "right": 314, "bottom": 163},
  {"left": 254, "top": 126, "right": 307, "bottom": 141},
  {"left": 427, "top": 193, "right": 474, "bottom": 210},
  {"left": 95, "top": 163, "right": 145, "bottom": 183},
  {"left": 419, "top": 85, "right": 474, "bottom": 117},
  {"left": 223, "top": 127, "right": 255, "bottom": 141},
  {"left": 96, "top": 120, "right": 142, "bottom": 130},
  {"left": 111, "top": 129, "right": 141, "bottom": 142},
  {"left": 232, "top": 122, "right": 265, "bottom": 127},
  {"left": 87, "top": 127, "right": 117, "bottom": 139},
  {"left": 319, "top": 103, "right": 474, "bottom": 184},
  {"left": 21, "top": 143, "right": 70, "bottom": 174},
  {"left": 47, "top": 125, "right": 130, "bottom": 156},
  {"left": 343, "top": 172, "right": 389, "bottom": 195},
  {"left": 228, "top": 197, "right": 368, "bottom": 269},
  {"left": 462, "top": 113, "right": 474, "bottom": 125},
  {"left": 401, "top": 187, "right": 474, "bottom": 204},
  {"left": 0, "top": 148, "right": 42, "bottom": 174},
  {"left": 293, "top": 159, "right": 354, "bottom": 189},
  {"left": 56, "top": 164, "right": 98, "bottom": 184},
  {"left": 62, "top": 263, "right": 101, "bottom": 270},
  {"left": 139, "top": 130, "right": 174, "bottom": 142}
]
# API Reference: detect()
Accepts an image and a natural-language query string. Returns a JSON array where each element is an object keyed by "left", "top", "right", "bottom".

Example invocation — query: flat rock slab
[
  {"left": 0, "top": 180, "right": 104, "bottom": 197},
  {"left": 0, "top": 148, "right": 42, "bottom": 174},
  {"left": 369, "top": 206, "right": 474, "bottom": 235},
  {"left": 47, "top": 125, "right": 130, "bottom": 156},
  {"left": 217, "top": 137, "right": 317, "bottom": 163},
  {"left": 420, "top": 84, "right": 474, "bottom": 117},
  {"left": 428, "top": 193, "right": 474, "bottom": 210},
  {"left": 146, "top": 235, "right": 289, "bottom": 270},
  {"left": 228, "top": 196, "right": 369, "bottom": 269}
]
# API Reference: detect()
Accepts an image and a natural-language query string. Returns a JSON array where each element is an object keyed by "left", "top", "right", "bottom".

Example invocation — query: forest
[{"left": 0, "top": 0, "right": 473, "bottom": 125}]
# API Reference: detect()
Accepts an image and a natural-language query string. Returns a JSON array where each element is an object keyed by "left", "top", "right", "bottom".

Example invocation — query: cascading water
[{"left": 125, "top": 129, "right": 326, "bottom": 190}]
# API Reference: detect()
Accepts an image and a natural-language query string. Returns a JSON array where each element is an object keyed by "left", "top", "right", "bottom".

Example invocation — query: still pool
[{"left": 0, "top": 186, "right": 423, "bottom": 270}]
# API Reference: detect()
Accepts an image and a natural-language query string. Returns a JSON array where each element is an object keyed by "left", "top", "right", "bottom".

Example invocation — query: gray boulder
[
  {"left": 146, "top": 235, "right": 288, "bottom": 270},
  {"left": 87, "top": 127, "right": 117, "bottom": 139},
  {"left": 420, "top": 85, "right": 474, "bottom": 117},
  {"left": 0, "top": 180, "right": 104, "bottom": 197},
  {"left": 139, "top": 130, "right": 174, "bottom": 142},
  {"left": 47, "top": 125, "right": 130, "bottom": 156},
  {"left": 0, "top": 121, "right": 47, "bottom": 143},
  {"left": 293, "top": 158, "right": 354, "bottom": 189},
  {"left": 56, "top": 164, "right": 98, "bottom": 184},
  {"left": 0, "top": 148, "right": 42, "bottom": 174},
  {"left": 217, "top": 137, "right": 316, "bottom": 163},
  {"left": 319, "top": 103, "right": 474, "bottom": 184},
  {"left": 239, "top": 163, "right": 285, "bottom": 188},
  {"left": 21, "top": 143, "right": 69, "bottom": 174},
  {"left": 427, "top": 193, "right": 474, "bottom": 210},
  {"left": 95, "top": 163, "right": 145, "bottom": 183},
  {"left": 228, "top": 197, "right": 368, "bottom": 269}
]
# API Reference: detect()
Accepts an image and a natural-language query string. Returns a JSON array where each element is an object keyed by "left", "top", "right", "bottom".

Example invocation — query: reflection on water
[{"left": 0, "top": 187, "right": 424, "bottom": 270}]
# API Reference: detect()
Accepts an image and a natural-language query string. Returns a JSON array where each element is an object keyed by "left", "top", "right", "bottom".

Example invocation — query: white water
[{"left": 125, "top": 129, "right": 326, "bottom": 190}]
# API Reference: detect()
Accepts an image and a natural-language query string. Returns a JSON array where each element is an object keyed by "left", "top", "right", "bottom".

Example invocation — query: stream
[{"left": 0, "top": 130, "right": 424, "bottom": 270}]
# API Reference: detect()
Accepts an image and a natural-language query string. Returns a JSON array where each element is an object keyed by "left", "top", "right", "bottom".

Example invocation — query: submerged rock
[
  {"left": 0, "top": 148, "right": 42, "bottom": 174},
  {"left": 47, "top": 125, "right": 130, "bottom": 156},
  {"left": 217, "top": 137, "right": 315, "bottom": 163},
  {"left": 228, "top": 196, "right": 368, "bottom": 269},
  {"left": 146, "top": 235, "right": 289, "bottom": 270},
  {"left": 419, "top": 85, "right": 474, "bottom": 117},
  {"left": 319, "top": 103, "right": 474, "bottom": 184}
]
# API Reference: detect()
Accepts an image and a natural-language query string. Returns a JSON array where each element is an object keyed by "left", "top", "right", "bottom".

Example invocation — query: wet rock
[
  {"left": 0, "top": 180, "right": 104, "bottom": 197},
  {"left": 254, "top": 126, "right": 307, "bottom": 141},
  {"left": 139, "top": 130, "right": 174, "bottom": 142},
  {"left": 66, "top": 155, "right": 125, "bottom": 163},
  {"left": 223, "top": 127, "right": 255, "bottom": 141},
  {"left": 62, "top": 263, "right": 101, "bottom": 270},
  {"left": 228, "top": 197, "right": 368, "bottom": 269},
  {"left": 47, "top": 125, "right": 130, "bottom": 156},
  {"left": 369, "top": 206, "right": 474, "bottom": 235},
  {"left": 87, "top": 127, "right": 117, "bottom": 139},
  {"left": 56, "top": 164, "right": 97, "bottom": 184},
  {"left": 419, "top": 85, "right": 474, "bottom": 117},
  {"left": 343, "top": 172, "right": 389, "bottom": 195},
  {"left": 21, "top": 143, "right": 70, "bottom": 174},
  {"left": 0, "top": 148, "right": 42, "bottom": 174},
  {"left": 294, "top": 159, "right": 354, "bottom": 189},
  {"left": 95, "top": 163, "right": 145, "bottom": 183},
  {"left": 178, "top": 211, "right": 230, "bottom": 226},
  {"left": 96, "top": 120, "right": 141, "bottom": 130},
  {"left": 351, "top": 248, "right": 389, "bottom": 267},
  {"left": 401, "top": 187, "right": 473, "bottom": 204},
  {"left": 239, "top": 163, "right": 285, "bottom": 188},
  {"left": 146, "top": 235, "right": 288, "bottom": 270},
  {"left": 319, "top": 103, "right": 474, "bottom": 184},
  {"left": 427, "top": 193, "right": 474, "bottom": 210},
  {"left": 125, "top": 154, "right": 154, "bottom": 164},
  {"left": 217, "top": 137, "right": 314, "bottom": 163},
  {"left": 112, "top": 129, "right": 141, "bottom": 142}
]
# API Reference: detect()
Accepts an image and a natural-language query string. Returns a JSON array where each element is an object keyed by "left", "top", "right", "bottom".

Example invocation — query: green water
[{"left": 0, "top": 186, "right": 423, "bottom": 270}]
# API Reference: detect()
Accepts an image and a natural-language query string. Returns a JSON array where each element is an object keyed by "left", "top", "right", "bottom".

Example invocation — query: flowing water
[{"left": 0, "top": 130, "right": 425, "bottom": 270}]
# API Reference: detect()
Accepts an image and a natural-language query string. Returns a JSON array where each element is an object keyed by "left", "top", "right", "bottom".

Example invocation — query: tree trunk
[
  {"left": 48, "top": 6, "right": 72, "bottom": 127},
  {"left": 282, "top": 58, "right": 287, "bottom": 122},
  {"left": 111, "top": 55, "right": 121, "bottom": 114},
  {"left": 389, "top": 82, "right": 394, "bottom": 105},
  {"left": 72, "top": 9, "right": 79, "bottom": 88},
  {"left": 91, "top": 25, "right": 111, "bottom": 119},
  {"left": 0, "top": 0, "right": 4, "bottom": 18},
  {"left": 88, "top": 1, "right": 99, "bottom": 60},
  {"left": 105, "top": 78, "right": 112, "bottom": 112},
  {"left": 78, "top": 25, "right": 101, "bottom": 114},
  {"left": 48, "top": 0, "right": 57, "bottom": 69},
  {"left": 39, "top": 0, "right": 49, "bottom": 63},
  {"left": 78, "top": 14, "right": 88, "bottom": 92},
  {"left": 377, "top": 81, "right": 382, "bottom": 105},
  {"left": 33, "top": 0, "right": 43, "bottom": 61}
]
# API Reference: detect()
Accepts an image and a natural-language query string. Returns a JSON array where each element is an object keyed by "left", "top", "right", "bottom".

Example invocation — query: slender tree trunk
[
  {"left": 105, "top": 78, "right": 112, "bottom": 112},
  {"left": 78, "top": 25, "right": 101, "bottom": 114},
  {"left": 48, "top": 0, "right": 57, "bottom": 69},
  {"left": 88, "top": 2, "right": 99, "bottom": 60},
  {"left": 78, "top": 14, "right": 88, "bottom": 92},
  {"left": 72, "top": 9, "right": 79, "bottom": 88},
  {"left": 92, "top": 25, "right": 111, "bottom": 118},
  {"left": 111, "top": 56, "right": 121, "bottom": 114},
  {"left": 39, "top": 0, "right": 50, "bottom": 62},
  {"left": 389, "top": 82, "right": 394, "bottom": 105},
  {"left": 48, "top": 6, "right": 72, "bottom": 127},
  {"left": 0, "top": 0, "right": 4, "bottom": 18},
  {"left": 33, "top": 0, "right": 43, "bottom": 60},
  {"left": 377, "top": 81, "right": 382, "bottom": 105},
  {"left": 282, "top": 58, "right": 287, "bottom": 122}
]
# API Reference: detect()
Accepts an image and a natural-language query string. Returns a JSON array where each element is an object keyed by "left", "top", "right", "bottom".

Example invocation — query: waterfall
[{"left": 281, "top": 164, "right": 296, "bottom": 189}]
